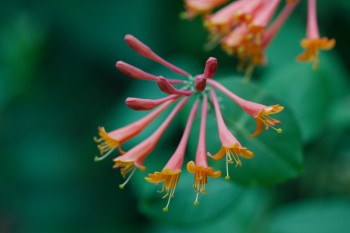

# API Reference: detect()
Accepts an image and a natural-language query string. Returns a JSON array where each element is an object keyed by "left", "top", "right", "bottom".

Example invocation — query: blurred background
[{"left": 1, "top": 0, "right": 350, "bottom": 233}]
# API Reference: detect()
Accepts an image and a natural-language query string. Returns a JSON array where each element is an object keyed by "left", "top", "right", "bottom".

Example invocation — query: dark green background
[{"left": 1, "top": 1, "right": 350, "bottom": 233}]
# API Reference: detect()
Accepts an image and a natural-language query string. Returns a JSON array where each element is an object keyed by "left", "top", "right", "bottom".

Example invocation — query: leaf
[
  {"left": 261, "top": 53, "right": 349, "bottom": 142},
  {"left": 143, "top": 186, "right": 270, "bottom": 232},
  {"left": 264, "top": 199, "right": 350, "bottom": 233},
  {"left": 187, "top": 78, "right": 303, "bottom": 185}
]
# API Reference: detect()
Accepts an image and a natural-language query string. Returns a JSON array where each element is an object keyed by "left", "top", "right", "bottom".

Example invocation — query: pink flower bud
[
  {"left": 116, "top": 61, "right": 183, "bottom": 84},
  {"left": 195, "top": 75, "right": 207, "bottom": 92},
  {"left": 156, "top": 76, "right": 193, "bottom": 96},
  {"left": 203, "top": 57, "right": 218, "bottom": 79},
  {"left": 126, "top": 95, "right": 179, "bottom": 111},
  {"left": 124, "top": 34, "right": 190, "bottom": 77}
]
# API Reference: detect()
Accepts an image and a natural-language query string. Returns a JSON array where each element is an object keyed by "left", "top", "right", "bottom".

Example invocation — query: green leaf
[
  {"left": 187, "top": 78, "right": 303, "bottom": 185},
  {"left": 264, "top": 199, "right": 350, "bottom": 233},
  {"left": 143, "top": 187, "right": 270, "bottom": 232},
  {"left": 261, "top": 53, "right": 349, "bottom": 142}
]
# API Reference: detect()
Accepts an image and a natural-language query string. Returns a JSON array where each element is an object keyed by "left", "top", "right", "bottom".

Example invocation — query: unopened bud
[
  {"left": 124, "top": 34, "right": 190, "bottom": 76},
  {"left": 203, "top": 57, "right": 218, "bottom": 79},
  {"left": 126, "top": 95, "right": 178, "bottom": 111},
  {"left": 195, "top": 75, "right": 207, "bottom": 92},
  {"left": 116, "top": 61, "right": 157, "bottom": 81},
  {"left": 157, "top": 76, "right": 193, "bottom": 96}
]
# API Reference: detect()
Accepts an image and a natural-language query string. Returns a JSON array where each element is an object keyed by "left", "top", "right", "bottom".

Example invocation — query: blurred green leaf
[
  {"left": 261, "top": 53, "right": 349, "bottom": 142},
  {"left": 264, "top": 199, "right": 350, "bottom": 233},
  {"left": 187, "top": 78, "right": 303, "bottom": 185},
  {"left": 144, "top": 187, "right": 270, "bottom": 233},
  {"left": 328, "top": 96, "right": 350, "bottom": 129}
]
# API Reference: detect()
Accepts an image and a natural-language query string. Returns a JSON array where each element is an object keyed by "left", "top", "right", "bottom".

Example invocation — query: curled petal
[{"left": 208, "top": 147, "right": 226, "bottom": 160}]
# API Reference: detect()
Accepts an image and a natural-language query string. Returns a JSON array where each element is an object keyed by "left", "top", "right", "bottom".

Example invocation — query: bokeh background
[{"left": 1, "top": 1, "right": 350, "bottom": 233}]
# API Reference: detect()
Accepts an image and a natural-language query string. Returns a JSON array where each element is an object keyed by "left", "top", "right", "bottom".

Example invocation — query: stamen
[
  {"left": 194, "top": 191, "right": 200, "bottom": 206},
  {"left": 94, "top": 148, "right": 115, "bottom": 162},
  {"left": 163, "top": 193, "right": 172, "bottom": 213},
  {"left": 225, "top": 152, "right": 231, "bottom": 181},
  {"left": 119, "top": 167, "right": 137, "bottom": 190}
]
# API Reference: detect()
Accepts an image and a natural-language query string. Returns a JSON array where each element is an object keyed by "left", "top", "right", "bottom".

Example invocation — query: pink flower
[
  {"left": 94, "top": 99, "right": 175, "bottom": 161},
  {"left": 182, "top": 0, "right": 229, "bottom": 19},
  {"left": 114, "top": 98, "right": 189, "bottom": 189},
  {"left": 209, "top": 89, "right": 254, "bottom": 180},
  {"left": 145, "top": 100, "right": 199, "bottom": 212},
  {"left": 96, "top": 34, "right": 286, "bottom": 210},
  {"left": 207, "top": 79, "right": 284, "bottom": 137},
  {"left": 297, "top": 0, "right": 335, "bottom": 69},
  {"left": 184, "top": 0, "right": 303, "bottom": 73},
  {"left": 187, "top": 95, "right": 221, "bottom": 206}
]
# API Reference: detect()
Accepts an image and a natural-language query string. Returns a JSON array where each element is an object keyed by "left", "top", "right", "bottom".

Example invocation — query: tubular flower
[
  {"left": 207, "top": 79, "right": 284, "bottom": 137},
  {"left": 183, "top": 0, "right": 310, "bottom": 74},
  {"left": 209, "top": 89, "right": 254, "bottom": 180},
  {"left": 145, "top": 100, "right": 199, "bottom": 212},
  {"left": 94, "top": 99, "right": 175, "bottom": 161},
  {"left": 114, "top": 98, "right": 189, "bottom": 189},
  {"left": 95, "top": 34, "right": 285, "bottom": 210},
  {"left": 297, "top": 0, "right": 335, "bottom": 69},
  {"left": 182, "top": 0, "right": 229, "bottom": 20},
  {"left": 187, "top": 96, "right": 221, "bottom": 206}
]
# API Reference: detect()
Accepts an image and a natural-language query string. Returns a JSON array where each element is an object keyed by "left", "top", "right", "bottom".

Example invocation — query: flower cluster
[
  {"left": 94, "top": 35, "right": 284, "bottom": 212},
  {"left": 182, "top": 0, "right": 335, "bottom": 72}
]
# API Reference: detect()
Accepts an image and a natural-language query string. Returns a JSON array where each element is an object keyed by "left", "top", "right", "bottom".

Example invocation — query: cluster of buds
[
  {"left": 182, "top": 0, "right": 335, "bottom": 72},
  {"left": 94, "top": 35, "right": 284, "bottom": 212}
]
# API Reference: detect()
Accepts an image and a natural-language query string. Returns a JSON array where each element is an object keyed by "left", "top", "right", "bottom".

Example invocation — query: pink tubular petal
[
  {"left": 207, "top": 79, "right": 265, "bottom": 117},
  {"left": 164, "top": 100, "right": 199, "bottom": 170},
  {"left": 107, "top": 99, "right": 175, "bottom": 143},
  {"left": 124, "top": 34, "right": 190, "bottom": 77},
  {"left": 116, "top": 61, "right": 183, "bottom": 84},
  {"left": 115, "top": 98, "right": 189, "bottom": 165},
  {"left": 307, "top": 0, "right": 319, "bottom": 39},
  {"left": 262, "top": 0, "right": 299, "bottom": 48},
  {"left": 195, "top": 96, "right": 209, "bottom": 167},
  {"left": 203, "top": 57, "right": 218, "bottom": 79},
  {"left": 156, "top": 76, "right": 193, "bottom": 96},
  {"left": 251, "top": 0, "right": 280, "bottom": 30},
  {"left": 126, "top": 95, "right": 180, "bottom": 111},
  {"left": 209, "top": 89, "right": 240, "bottom": 147}
]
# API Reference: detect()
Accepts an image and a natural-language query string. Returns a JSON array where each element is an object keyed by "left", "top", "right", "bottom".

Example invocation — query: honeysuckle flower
[
  {"left": 209, "top": 89, "right": 254, "bottom": 180},
  {"left": 145, "top": 100, "right": 199, "bottom": 212},
  {"left": 94, "top": 99, "right": 175, "bottom": 161},
  {"left": 114, "top": 98, "right": 188, "bottom": 189},
  {"left": 96, "top": 34, "right": 286, "bottom": 210},
  {"left": 205, "top": 0, "right": 262, "bottom": 35},
  {"left": 297, "top": 0, "right": 335, "bottom": 69},
  {"left": 207, "top": 78, "right": 284, "bottom": 137},
  {"left": 183, "top": 0, "right": 331, "bottom": 74},
  {"left": 187, "top": 96, "right": 221, "bottom": 206},
  {"left": 182, "top": 0, "right": 229, "bottom": 19}
]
